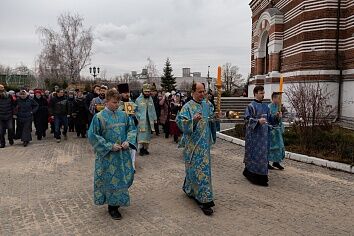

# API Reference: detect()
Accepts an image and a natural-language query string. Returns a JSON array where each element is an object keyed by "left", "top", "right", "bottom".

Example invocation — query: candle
[
  {"left": 279, "top": 75, "right": 284, "bottom": 92},
  {"left": 217, "top": 66, "right": 222, "bottom": 86},
  {"left": 279, "top": 75, "right": 284, "bottom": 112}
]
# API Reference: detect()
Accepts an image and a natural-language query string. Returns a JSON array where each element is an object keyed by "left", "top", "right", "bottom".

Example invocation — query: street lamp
[
  {"left": 89, "top": 66, "right": 100, "bottom": 79},
  {"left": 206, "top": 66, "right": 212, "bottom": 93}
]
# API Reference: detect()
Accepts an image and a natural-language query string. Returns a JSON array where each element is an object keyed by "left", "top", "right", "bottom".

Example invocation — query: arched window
[{"left": 264, "top": 36, "right": 270, "bottom": 74}]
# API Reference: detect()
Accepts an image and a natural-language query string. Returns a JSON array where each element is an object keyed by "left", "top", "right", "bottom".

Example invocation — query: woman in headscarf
[{"left": 169, "top": 93, "right": 182, "bottom": 143}]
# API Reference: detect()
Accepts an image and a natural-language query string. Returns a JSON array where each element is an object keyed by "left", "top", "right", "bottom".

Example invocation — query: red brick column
[
  {"left": 256, "top": 58, "right": 264, "bottom": 75},
  {"left": 270, "top": 53, "right": 280, "bottom": 72}
]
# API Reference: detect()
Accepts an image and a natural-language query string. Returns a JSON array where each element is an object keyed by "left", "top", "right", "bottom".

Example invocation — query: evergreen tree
[{"left": 161, "top": 58, "right": 176, "bottom": 92}]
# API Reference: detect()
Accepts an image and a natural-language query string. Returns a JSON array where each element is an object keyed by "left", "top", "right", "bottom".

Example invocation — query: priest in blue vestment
[
  {"left": 135, "top": 84, "right": 157, "bottom": 156},
  {"left": 243, "top": 85, "right": 281, "bottom": 187},
  {"left": 268, "top": 92, "right": 285, "bottom": 170},
  {"left": 88, "top": 89, "right": 137, "bottom": 220},
  {"left": 177, "top": 82, "right": 216, "bottom": 216}
]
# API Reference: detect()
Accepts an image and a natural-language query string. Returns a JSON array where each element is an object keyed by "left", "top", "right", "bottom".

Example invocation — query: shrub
[{"left": 221, "top": 91, "right": 231, "bottom": 97}]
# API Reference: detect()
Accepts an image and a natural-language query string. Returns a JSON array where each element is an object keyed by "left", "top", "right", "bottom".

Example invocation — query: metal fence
[{"left": 0, "top": 74, "right": 35, "bottom": 89}]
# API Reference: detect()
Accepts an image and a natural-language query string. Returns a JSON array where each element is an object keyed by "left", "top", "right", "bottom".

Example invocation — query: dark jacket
[
  {"left": 67, "top": 96, "right": 75, "bottom": 116},
  {"left": 50, "top": 96, "right": 70, "bottom": 116},
  {"left": 152, "top": 95, "right": 161, "bottom": 118},
  {"left": 34, "top": 96, "right": 49, "bottom": 112},
  {"left": 84, "top": 92, "right": 98, "bottom": 112},
  {"left": 0, "top": 92, "right": 16, "bottom": 120},
  {"left": 33, "top": 96, "right": 49, "bottom": 129},
  {"left": 170, "top": 102, "right": 182, "bottom": 121},
  {"left": 73, "top": 97, "right": 88, "bottom": 123},
  {"left": 16, "top": 97, "right": 39, "bottom": 122}
]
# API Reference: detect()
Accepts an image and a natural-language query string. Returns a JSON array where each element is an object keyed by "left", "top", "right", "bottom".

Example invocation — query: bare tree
[
  {"left": 222, "top": 63, "right": 243, "bottom": 93},
  {"left": 37, "top": 12, "right": 93, "bottom": 85},
  {"left": 0, "top": 64, "right": 12, "bottom": 75},
  {"left": 100, "top": 69, "right": 107, "bottom": 80},
  {"left": 145, "top": 57, "right": 159, "bottom": 77},
  {"left": 285, "top": 81, "right": 337, "bottom": 148},
  {"left": 179, "top": 81, "right": 193, "bottom": 92},
  {"left": 114, "top": 73, "right": 133, "bottom": 84},
  {"left": 129, "top": 79, "right": 143, "bottom": 91},
  {"left": 145, "top": 57, "right": 160, "bottom": 84}
]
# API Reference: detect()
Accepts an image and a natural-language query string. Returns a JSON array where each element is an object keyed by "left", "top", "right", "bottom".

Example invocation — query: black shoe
[
  {"left": 37, "top": 136, "right": 42, "bottom": 140},
  {"left": 273, "top": 162, "right": 285, "bottom": 170},
  {"left": 108, "top": 206, "right": 122, "bottom": 220},
  {"left": 243, "top": 168, "right": 269, "bottom": 187},
  {"left": 77, "top": 133, "right": 80, "bottom": 137},
  {"left": 139, "top": 148, "right": 145, "bottom": 156},
  {"left": 258, "top": 181, "right": 269, "bottom": 187},
  {"left": 0, "top": 144, "right": 5, "bottom": 148},
  {"left": 9, "top": 139, "right": 14, "bottom": 145},
  {"left": 143, "top": 149, "right": 150, "bottom": 155},
  {"left": 268, "top": 163, "right": 275, "bottom": 170},
  {"left": 43, "top": 133, "right": 46, "bottom": 138},
  {"left": 200, "top": 206, "right": 214, "bottom": 216},
  {"left": 81, "top": 135, "right": 86, "bottom": 138},
  {"left": 23, "top": 141, "right": 29, "bottom": 147}
]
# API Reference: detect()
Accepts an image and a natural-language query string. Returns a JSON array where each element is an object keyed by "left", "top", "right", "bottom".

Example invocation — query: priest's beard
[
  {"left": 122, "top": 97, "right": 129, "bottom": 102},
  {"left": 144, "top": 95, "right": 150, "bottom": 99}
]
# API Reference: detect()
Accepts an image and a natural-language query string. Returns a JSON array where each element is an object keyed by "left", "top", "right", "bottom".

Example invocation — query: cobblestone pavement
[{"left": 0, "top": 132, "right": 353, "bottom": 236}]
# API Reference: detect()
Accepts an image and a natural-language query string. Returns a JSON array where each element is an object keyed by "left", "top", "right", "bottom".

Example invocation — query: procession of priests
[{"left": 84, "top": 82, "right": 284, "bottom": 220}]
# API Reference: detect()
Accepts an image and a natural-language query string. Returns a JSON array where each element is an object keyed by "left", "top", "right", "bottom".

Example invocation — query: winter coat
[
  {"left": 0, "top": 92, "right": 15, "bottom": 120},
  {"left": 159, "top": 97, "right": 170, "bottom": 125},
  {"left": 73, "top": 97, "right": 88, "bottom": 123},
  {"left": 50, "top": 96, "right": 70, "bottom": 116},
  {"left": 152, "top": 95, "right": 161, "bottom": 118},
  {"left": 33, "top": 96, "right": 49, "bottom": 130},
  {"left": 16, "top": 97, "right": 39, "bottom": 122}
]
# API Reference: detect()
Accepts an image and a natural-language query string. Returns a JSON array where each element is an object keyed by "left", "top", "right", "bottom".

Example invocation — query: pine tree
[{"left": 161, "top": 58, "right": 176, "bottom": 92}]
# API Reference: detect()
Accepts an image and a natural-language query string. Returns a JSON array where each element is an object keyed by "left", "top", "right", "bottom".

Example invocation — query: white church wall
[{"left": 341, "top": 80, "right": 354, "bottom": 123}]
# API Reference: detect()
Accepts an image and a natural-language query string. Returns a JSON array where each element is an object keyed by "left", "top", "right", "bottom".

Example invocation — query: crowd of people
[
  {"left": 0, "top": 82, "right": 285, "bottom": 220},
  {"left": 0, "top": 82, "right": 202, "bottom": 148}
]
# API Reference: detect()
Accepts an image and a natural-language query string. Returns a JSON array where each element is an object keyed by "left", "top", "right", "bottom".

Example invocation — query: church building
[{"left": 248, "top": 0, "right": 354, "bottom": 124}]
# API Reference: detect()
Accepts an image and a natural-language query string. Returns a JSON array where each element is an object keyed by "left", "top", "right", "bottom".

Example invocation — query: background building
[
  {"left": 135, "top": 68, "right": 215, "bottom": 93},
  {"left": 248, "top": 0, "right": 354, "bottom": 123}
]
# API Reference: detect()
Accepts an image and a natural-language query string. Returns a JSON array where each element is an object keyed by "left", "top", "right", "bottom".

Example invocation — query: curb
[{"left": 216, "top": 131, "right": 354, "bottom": 174}]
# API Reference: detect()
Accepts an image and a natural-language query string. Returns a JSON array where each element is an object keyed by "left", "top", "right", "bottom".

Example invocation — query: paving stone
[{"left": 0, "top": 132, "right": 353, "bottom": 235}]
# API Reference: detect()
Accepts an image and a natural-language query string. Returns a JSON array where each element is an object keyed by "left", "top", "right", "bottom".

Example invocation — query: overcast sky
[{"left": 0, "top": 0, "right": 252, "bottom": 78}]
